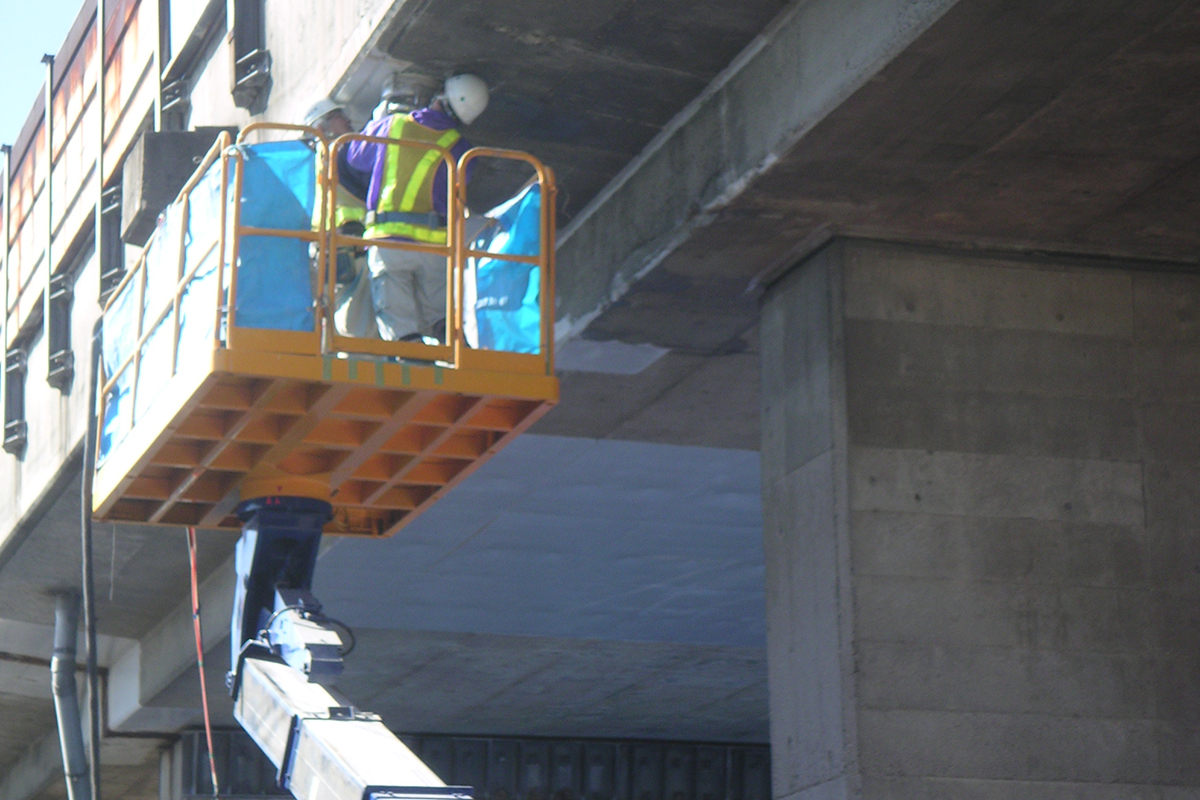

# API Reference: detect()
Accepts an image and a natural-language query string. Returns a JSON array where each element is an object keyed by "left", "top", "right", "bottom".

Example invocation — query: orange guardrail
[
  {"left": 458, "top": 147, "right": 557, "bottom": 376},
  {"left": 99, "top": 122, "right": 558, "bottom": 398},
  {"left": 326, "top": 131, "right": 461, "bottom": 364},
  {"left": 92, "top": 122, "right": 558, "bottom": 535},
  {"left": 97, "top": 129, "right": 237, "bottom": 417}
]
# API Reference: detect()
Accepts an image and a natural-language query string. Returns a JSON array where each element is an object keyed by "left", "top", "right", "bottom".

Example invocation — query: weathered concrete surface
[
  {"left": 297, "top": 627, "right": 766, "bottom": 742},
  {"left": 534, "top": 343, "right": 760, "bottom": 449},
  {"left": 139, "top": 624, "right": 767, "bottom": 744},
  {"left": 3, "top": 731, "right": 164, "bottom": 800},
  {"left": 378, "top": 0, "right": 794, "bottom": 222},
  {"left": 0, "top": 251, "right": 100, "bottom": 570},
  {"left": 761, "top": 238, "right": 1200, "bottom": 797},
  {"left": 101, "top": 432, "right": 767, "bottom": 741},
  {"left": 553, "top": 0, "right": 957, "bottom": 341},
  {"left": 551, "top": 0, "right": 1200, "bottom": 382},
  {"left": 760, "top": 247, "right": 856, "bottom": 800},
  {"left": 0, "top": 466, "right": 237, "bottom": 779},
  {"left": 186, "top": 0, "right": 403, "bottom": 132}
]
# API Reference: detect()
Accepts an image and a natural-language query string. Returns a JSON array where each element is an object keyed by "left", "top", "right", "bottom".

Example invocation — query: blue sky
[{"left": 0, "top": 0, "right": 89, "bottom": 147}]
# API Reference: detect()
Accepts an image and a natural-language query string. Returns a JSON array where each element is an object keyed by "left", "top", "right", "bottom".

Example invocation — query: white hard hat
[
  {"left": 303, "top": 98, "right": 343, "bottom": 128},
  {"left": 442, "top": 74, "right": 489, "bottom": 125}
]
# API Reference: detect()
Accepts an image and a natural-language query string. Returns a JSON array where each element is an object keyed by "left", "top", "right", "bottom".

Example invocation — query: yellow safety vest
[
  {"left": 332, "top": 186, "right": 367, "bottom": 229},
  {"left": 365, "top": 114, "right": 461, "bottom": 243},
  {"left": 313, "top": 151, "right": 368, "bottom": 231}
]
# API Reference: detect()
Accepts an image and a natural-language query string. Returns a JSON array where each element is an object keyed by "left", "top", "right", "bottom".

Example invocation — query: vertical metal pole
[
  {"left": 96, "top": 0, "right": 105, "bottom": 280},
  {"left": 171, "top": 196, "right": 188, "bottom": 377},
  {"left": 323, "top": 140, "right": 335, "bottom": 349},
  {"left": 152, "top": 0, "right": 162, "bottom": 131},
  {"left": 128, "top": 256, "right": 146, "bottom": 423},
  {"left": 226, "top": 0, "right": 237, "bottom": 54},
  {"left": 225, "top": 0, "right": 238, "bottom": 102},
  {"left": 43, "top": 54, "right": 54, "bottom": 335},
  {"left": 2, "top": 144, "right": 11, "bottom": 413},
  {"left": 88, "top": 10, "right": 105, "bottom": 799},
  {"left": 51, "top": 592, "right": 91, "bottom": 800},
  {"left": 546, "top": 168, "right": 556, "bottom": 372},
  {"left": 81, "top": 321, "right": 103, "bottom": 800},
  {"left": 449, "top": 154, "right": 462, "bottom": 364},
  {"left": 227, "top": 151, "right": 244, "bottom": 332},
  {"left": 539, "top": 166, "right": 556, "bottom": 372},
  {"left": 215, "top": 145, "right": 229, "bottom": 352}
]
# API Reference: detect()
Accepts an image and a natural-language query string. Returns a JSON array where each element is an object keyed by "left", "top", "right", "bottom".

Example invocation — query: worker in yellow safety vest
[
  {"left": 301, "top": 98, "right": 379, "bottom": 337},
  {"left": 303, "top": 98, "right": 370, "bottom": 252},
  {"left": 344, "top": 74, "right": 489, "bottom": 342}
]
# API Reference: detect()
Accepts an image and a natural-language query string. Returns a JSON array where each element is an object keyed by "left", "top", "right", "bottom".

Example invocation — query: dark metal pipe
[
  {"left": 82, "top": 319, "right": 103, "bottom": 800},
  {"left": 52, "top": 593, "right": 91, "bottom": 800}
]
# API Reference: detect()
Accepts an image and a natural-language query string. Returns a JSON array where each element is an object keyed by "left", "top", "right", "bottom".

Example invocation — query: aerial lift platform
[
  {"left": 89, "top": 125, "right": 558, "bottom": 799},
  {"left": 93, "top": 125, "right": 557, "bottom": 537}
]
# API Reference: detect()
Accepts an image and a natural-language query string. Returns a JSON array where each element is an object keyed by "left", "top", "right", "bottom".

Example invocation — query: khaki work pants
[{"left": 367, "top": 244, "right": 447, "bottom": 341}]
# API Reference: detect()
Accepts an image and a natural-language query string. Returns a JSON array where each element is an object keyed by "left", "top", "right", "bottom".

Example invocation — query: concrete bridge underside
[{"left": 3, "top": 0, "right": 1200, "bottom": 797}]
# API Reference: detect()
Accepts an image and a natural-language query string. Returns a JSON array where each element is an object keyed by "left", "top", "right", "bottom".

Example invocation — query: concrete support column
[{"left": 761, "top": 238, "right": 1200, "bottom": 798}]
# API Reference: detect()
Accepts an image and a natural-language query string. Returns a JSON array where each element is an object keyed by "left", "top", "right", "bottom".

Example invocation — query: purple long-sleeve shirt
[{"left": 344, "top": 107, "right": 471, "bottom": 220}]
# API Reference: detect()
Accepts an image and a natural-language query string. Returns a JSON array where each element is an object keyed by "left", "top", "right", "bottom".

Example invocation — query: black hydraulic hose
[
  {"left": 81, "top": 319, "right": 103, "bottom": 800},
  {"left": 52, "top": 592, "right": 90, "bottom": 800}
]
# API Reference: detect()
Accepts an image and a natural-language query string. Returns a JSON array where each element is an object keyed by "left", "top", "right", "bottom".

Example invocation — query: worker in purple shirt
[{"left": 345, "top": 74, "right": 490, "bottom": 342}]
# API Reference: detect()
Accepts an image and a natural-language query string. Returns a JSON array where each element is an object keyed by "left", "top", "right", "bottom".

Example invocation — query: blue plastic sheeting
[
  {"left": 99, "top": 142, "right": 318, "bottom": 464},
  {"left": 99, "top": 277, "right": 137, "bottom": 464},
  {"left": 99, "top": 160, "right": 228, "bottom": 465},
  {"left": 465, "top": 183, "right": 543, "bottom": 353},
  {"left": 177, "top": 162, "right": 225, "bottom": 369},
  {"left": 232, "top": 141, "right": 316, "bottom": 332},
  {"left": 135, "top": 203, "right": 185, "bottom": 424}
]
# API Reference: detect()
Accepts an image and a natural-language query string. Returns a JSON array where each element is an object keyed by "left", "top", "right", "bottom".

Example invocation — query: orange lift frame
[{"left": 91, "top": 125, "right": 558, "bottom": 537}]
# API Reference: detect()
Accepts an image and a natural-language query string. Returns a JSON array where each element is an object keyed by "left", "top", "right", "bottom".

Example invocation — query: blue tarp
[
  {"left": 467, "top": 183, "right": 543, "bottom": 353},
  {"left": 177, "top": 162, "right": 225, "bottom": 369},
  {"left": 135, "top": 203, "right": 184, "bottom": 423},
  {"left": 99, "top": 159, "right": 229, "bottom": 465},
  {"left": 232, "top": 141, "right": 316, "bottom": 332},
  {"left": 99, "top": 141, "right": 317, "bottom": 464},
  {"left": 99, "top": 275, "right": 137, "bottom": 463}
]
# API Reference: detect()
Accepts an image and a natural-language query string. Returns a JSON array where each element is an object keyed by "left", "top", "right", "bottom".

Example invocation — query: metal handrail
[
  {"left": 456, "top": 147, "right": 557, "bottom": 369},
  {"left": 98, "top": 131, "right": 232, "bottom": 401},
  {"left": 96, "top": 127, "right": 559, "bottom": 461},
  {"left": 237, "top": 122, "right": 324, "bottom": 144},
  {"left": 227, "top": 123, "right": 329, "bottom": 335},
  {"left": 327, "top": 131, "right": 459, "bottom": 361}
]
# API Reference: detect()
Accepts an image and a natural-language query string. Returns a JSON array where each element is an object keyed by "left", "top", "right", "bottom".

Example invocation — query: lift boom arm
[
  {"left": 229, "top": 497, "right": 469, "bottom": 800},
  {"left": 235, "top": 657, "right": 465, "bottom": 800}
]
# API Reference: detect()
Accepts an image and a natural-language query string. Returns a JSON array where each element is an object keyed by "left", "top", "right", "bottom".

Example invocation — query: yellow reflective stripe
[
  {"left": 364, "top": 221, "right": 447, "bottom": 243},
  {"left": 314, "top": 195, "right": 367, "bottom": 229},
  {"left": 334, "top": 204, "right": 366, "bottom": 227},
  {"left": 398, "top": 150, "right": 441, "bottom": 211},
  {"left": 314, "top": 144, "right": 369, "bottom": 230},
  {"left": 370, "top": 116, "right": 460, "bottom": 241},
  {"left": 377, "top": 115, "right": 409, "bottom": 212},
  {"left": 398, "top": 128, "right": 460, "bottom": 212},
  {"left": 311, "top": 149, "right": 327, "bottom": 231},
  {"left": 311, "top": 200, "right": 323, "bottom": 231},
  {"left": 334, "top": 182, "right": 367, "bottom": 227}
]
